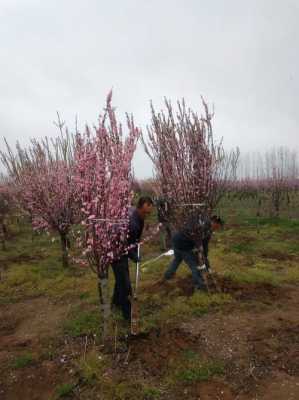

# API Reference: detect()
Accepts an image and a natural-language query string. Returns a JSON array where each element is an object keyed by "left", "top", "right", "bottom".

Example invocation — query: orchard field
[{"left": 1, "top": 197, "right": 299, "bottom": 400}]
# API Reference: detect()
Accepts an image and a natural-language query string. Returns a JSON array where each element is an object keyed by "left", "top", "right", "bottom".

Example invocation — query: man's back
[
  {"left": 173, "top": 212, "right": 212, "bottom": 251},
  {"left": 128, "top": 207, "right": 144, "bottom": 245}
]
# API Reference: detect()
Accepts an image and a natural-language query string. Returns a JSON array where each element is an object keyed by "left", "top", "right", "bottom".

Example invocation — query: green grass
[
  {"left": 76, "top": 350, "right": 109, "bottom": 384},
  {"left": 11, "top": 353, "right": 34, "bottom": 369},
  {"left": 224, "top": 268, "right": 278, "bottom": 286},
  {"left": 230, "top": 243, "right": 251, "bottom": 254},
  {"left": 141, "top": 386, "right": 161, "bottom": 400},
  {"left": 166, "top": 349, "right": 225, "bottom": 386},
  {"left": 176, "top": 361, "right": 225, "bottom": 383},
  {"left": 182, "top": 349, "right": 198, "bottom": 360},
  {"left": 245, "top": 216, "right": 299, "bottom": 231},
  {"left": 141, "top": 291, "right": 233, "bottom": 329},
  {"left": 0, "top": 262, "right": 97, "bottom": 304},
  {"left": 63, "top": 310, "right": 100, "bottom": 337},
  {"left": 108, "top": 382, "right": 162, "bottom": 400},
  {"left": 1, "top": 202, "right": 299, "bottom": 399},
  {"left": 55, "top": 383, "right": 76, "bottom": 398},
  {"left": 278, "top": 268, "right": 299, "bottom": 284}
]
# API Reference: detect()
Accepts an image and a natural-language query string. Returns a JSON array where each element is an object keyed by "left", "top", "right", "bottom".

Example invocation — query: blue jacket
[{"left": 127, "top": 207, "right": 144, "bottom": 261}]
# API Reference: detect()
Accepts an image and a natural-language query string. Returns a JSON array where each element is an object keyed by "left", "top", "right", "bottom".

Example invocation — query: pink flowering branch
[
  {"left": 0, "top": 131, "right": 79, "bottom": 267},
  {"left": 74, "top": 91, "right": 140, "bottom": 338},
  {"left": 142, "top": 97, "right": 238, "bottom": 234},
  {"left": 0, "top": 178, "right": 12, "bottom": 250}
]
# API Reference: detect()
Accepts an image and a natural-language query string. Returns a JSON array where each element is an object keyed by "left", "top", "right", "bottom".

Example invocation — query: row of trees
[
  {"left": 225, "top": 148, "right": 299, "bottom": 217},
  {"left": 237, "top": 148, "right": 298, "bottom": 181},
  {"left": 0, "top": 93, "right": 252, "bottom": 336},
  {"left": 0, "top": 177, "right": 11, "bottom": 250}
]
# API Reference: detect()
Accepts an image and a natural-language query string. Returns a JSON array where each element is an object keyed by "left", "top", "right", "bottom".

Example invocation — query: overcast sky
[{"left": 0, "top": 0, "right": 298, "bottom": 178}]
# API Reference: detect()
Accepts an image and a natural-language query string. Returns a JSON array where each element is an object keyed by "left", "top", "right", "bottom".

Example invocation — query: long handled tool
[
  {"left": 140, "top": 249, "right": 174, "bottom": 271},
  {"left": 197, "top": 246, "right": 221, "bottom": 293},
  {"left": 131, "top": 243, "right": 141, "bottom": 336}
]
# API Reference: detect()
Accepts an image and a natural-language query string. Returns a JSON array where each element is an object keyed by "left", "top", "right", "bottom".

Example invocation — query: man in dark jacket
[
  {"left": 111, "top": 197, "right": 153, "bottom": 320},
  {"left": 163, "top": 213, "right": 221, "bottom": 290}
]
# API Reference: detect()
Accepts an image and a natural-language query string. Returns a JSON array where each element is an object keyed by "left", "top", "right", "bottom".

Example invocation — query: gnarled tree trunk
[
  {"left": 59, "top": 231, "right": 69, "bottom": 268},
  {"left": 0, "top": 221, "right": 6, "bottom": 251},
  {"left": 97, "top": 270, "right": 111, "bottom": 341}
]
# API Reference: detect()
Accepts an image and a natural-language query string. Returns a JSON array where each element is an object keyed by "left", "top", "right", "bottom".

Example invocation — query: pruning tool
[
  {"left": 131, "top": 243, "right": 141, "bottom": 336},
  {"left": 196, "top": 246, "right": 221, "bottom": 293}
]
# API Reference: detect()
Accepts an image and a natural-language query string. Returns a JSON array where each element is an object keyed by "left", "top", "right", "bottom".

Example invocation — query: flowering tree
[
  {"left": 233, "top": 147, "right": 299, "bottom": 218},
  {"left": 142, "top": 97, "right": 238, "bottom": 232},
  {"left": 0, "top": 179, "right": 12, "bottom": 250},
  {"left": 74, "top": 92, "right": 140, "bottom": 338},
  {"left": 138, "top": 178, "right": 159, "bottom": 197},
  {"left": 0, "top": 130, "right": 79, "bottom": 267},
  {"left": 264, "top": 147, "right": 295, "bottom": 217}
]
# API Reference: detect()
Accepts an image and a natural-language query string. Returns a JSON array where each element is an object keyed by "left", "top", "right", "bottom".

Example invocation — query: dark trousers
[
  {"left": 111, "top": 256, "right": 132, "bottom": 320},
  {"left": 164, "top": 247, "right": 206, "bottom": 290},
  {"left": 202, "top": 238, "right": 211, "bottom": 270}
]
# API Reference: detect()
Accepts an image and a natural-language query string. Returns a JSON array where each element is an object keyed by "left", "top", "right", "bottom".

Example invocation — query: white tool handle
[{"left": 135, "top": 243, "right": 141, "bottom": 297}]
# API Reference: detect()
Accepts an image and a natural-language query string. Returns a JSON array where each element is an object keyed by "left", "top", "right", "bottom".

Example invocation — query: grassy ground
[{"left": 0, "top": 201, "right": 299, "bottom": 400}]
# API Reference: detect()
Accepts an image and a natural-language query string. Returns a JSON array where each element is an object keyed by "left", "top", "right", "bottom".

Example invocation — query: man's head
[{"left": 137, "top": 196, "right": 154, "bottom": 219}]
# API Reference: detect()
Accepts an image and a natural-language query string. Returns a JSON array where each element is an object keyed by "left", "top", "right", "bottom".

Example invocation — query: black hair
[{"left": 137, "top": 196, "right": 154, "bottom": 208}]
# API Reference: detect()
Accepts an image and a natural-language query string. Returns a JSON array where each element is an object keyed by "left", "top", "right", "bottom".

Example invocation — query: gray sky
[{"left": 0, "top": 0, "right": 298, "bottom": 178}]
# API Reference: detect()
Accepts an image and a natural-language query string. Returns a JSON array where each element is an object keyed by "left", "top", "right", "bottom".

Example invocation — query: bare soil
[
  {"left": 1, "top": 277, "right": 299, "bottom": 399},
  {"left": 0, "top": 298, "right": 72, "bottom": 400}
]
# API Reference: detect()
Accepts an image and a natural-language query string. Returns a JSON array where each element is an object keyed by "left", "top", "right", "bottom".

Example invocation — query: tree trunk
[
  {"left": 256, "top": 198, "right": 262, "bottom": 234},
  {"left": 274, "top": 194, "right": 280, "bottom": 218},
  {"left": 1, "top": 222, "right": 6, "bottom": 251},
  {"left": 287, "top": 192, "right": 291, "bottom": 219},
  {"left": 59, "top": 232, "right": 69, "bottom": 268},
  {"left": 97, "top": 272, "right": 111, "bottom": 342},
  {"left": 271, "top": 191, "right": 280, "bottom": 218}
]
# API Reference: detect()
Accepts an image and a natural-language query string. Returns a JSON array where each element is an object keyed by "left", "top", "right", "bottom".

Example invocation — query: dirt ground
[
  {"left": 180, "top": 285, "right": 299, "bottom": 399},
  {"left": 1, "top": 275, "right": 299, "bottom": 400},
  {"left": 0, "top": 297, "right": 73, "bottom": 400}
]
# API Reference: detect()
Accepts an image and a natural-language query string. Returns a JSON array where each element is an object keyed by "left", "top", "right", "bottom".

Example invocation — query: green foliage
[
  {"left": 63, "top": 310, "right": 100, "bottom": 337},
  {"left": 176, "top": 361, "right": 225, "bottom": 382},
  {"left": 0, "top": 253, "right": 97, "bottom": 304},
  {"left": 182, "top": 349, "right": 198, "bottom": 360},
  {"left": 166, "top": 350, "right": 225, "bottom": 386},
  {"left": 11, "top": 353, "right": 34, "bottom": 369},
  {"left": 224, "top": 268, "right": 278, "bottom": 286},
  {"left": 246, "top": 216, "right": 299, "bottom": 230},
  {"left": 76, "top": 350, "right": 108, "bottom": 384},
  {"left": 55, "top": 383, "right": 76, "bottom": 398},
  {"left": 142, "top": 291, "right": 233, "bottom": 329},
  {"left": 189, "top": 292, "right": 233, "bottom": 316},
  {"left": 142, "top": 386, "right": 161, "bottom": 399},
  {"left": 231, "top": 241, "right": 255, "bottom": 254}
]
